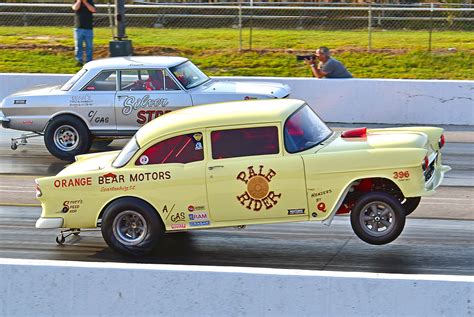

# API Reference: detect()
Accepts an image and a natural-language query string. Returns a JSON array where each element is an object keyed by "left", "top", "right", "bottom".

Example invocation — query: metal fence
[{"left": 0, "top": 3, "right": 473, "bottom": 51}]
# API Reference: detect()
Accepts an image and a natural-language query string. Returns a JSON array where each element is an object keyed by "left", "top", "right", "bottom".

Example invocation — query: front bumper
[{"left": 36, "top": 217, "right": 64, "bottom": 229}]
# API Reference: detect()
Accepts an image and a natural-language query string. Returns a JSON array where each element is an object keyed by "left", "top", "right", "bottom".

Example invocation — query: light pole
[{"left": 109, "top": 0, "right": 133, "bottom": 56}]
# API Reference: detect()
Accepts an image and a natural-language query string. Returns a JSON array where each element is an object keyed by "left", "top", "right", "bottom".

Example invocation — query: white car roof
[{"left": 84, "top": 56, "right": 188, "bottom": 70}]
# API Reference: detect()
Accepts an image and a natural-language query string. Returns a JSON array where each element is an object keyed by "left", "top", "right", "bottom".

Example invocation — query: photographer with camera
[{"left": 298, "top": 47, "right": 352, "bottom": 79}]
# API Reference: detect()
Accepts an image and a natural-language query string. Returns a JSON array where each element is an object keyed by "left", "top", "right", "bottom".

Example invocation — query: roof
[
  {"left": 84, "top": 56, "right": 188, "bottom": 71},
  {"left": 136, "top": 99, "right": 306, "bottom": 145}
]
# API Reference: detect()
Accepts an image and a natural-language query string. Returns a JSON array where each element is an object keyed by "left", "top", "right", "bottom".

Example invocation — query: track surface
[{"left": 0, "top": 125, "right": 473, "bottom": 275}]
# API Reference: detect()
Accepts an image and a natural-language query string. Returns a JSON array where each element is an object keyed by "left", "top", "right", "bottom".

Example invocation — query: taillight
[
  {"left": 341, "top": 127, "right": 367, "bottom": 138},
  {"left": 35, "top": 180, "right": 42, "bottom": 198},
  {"left": 438, "top": 134, "right": 445, "bottom": 149},
  {"left": 422, "top": 155, "right": 429, "bottom": 171}
]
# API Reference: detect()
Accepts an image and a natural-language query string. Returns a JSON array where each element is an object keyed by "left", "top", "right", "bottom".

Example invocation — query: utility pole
[{"left": 109, "top": 0, "right": 133, "bottom": 56}]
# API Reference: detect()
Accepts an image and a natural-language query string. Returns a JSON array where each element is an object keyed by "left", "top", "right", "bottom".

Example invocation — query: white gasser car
[{"left": 0, "top": 56, "right": 290, "bottom": 161}]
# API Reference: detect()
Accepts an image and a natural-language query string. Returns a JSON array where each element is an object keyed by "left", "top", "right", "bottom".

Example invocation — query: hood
[
  {"left": 193, "top": 80, "right": 290, "bottom": 98},
  {"left": 320, "top": 129, "right": 429, "bottom": 154},
  {"left": 9, "top": 84, "right": 61, "bottom": 97},
  {"left": 57, "top": 151, "right": 120, "bottom": 176}
]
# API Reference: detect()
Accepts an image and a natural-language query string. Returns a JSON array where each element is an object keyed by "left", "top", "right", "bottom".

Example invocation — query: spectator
[
  {"left": 304, "top": 46, "right": 352, "bottom": 78},
  {"left": 72, "top": 0, "right": 96, "bottom": 66}
]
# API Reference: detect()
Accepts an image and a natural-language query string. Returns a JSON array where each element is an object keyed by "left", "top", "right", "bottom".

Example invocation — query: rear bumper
[
  {"left": 426, "top": 164, "right": 451, "bottom": 191},
  {"left": 36, "top": 217, "right": 64, "bottom": 229},
  {"left": 0, "top": 110, "right": 10, "bottom": 128}
]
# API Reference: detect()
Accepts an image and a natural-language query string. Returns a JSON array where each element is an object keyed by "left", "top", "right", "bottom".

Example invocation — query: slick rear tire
[
  {"left": 44, "top": 115, "right": 92, "bottom": 161},
  {"left": 101, "top": 198, "right": 164, "bottom": 256},
  {"left": 350, "top": 192, "right": 406, "bottom": 245}
]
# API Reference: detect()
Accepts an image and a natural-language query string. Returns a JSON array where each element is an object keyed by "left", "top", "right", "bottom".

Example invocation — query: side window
[
  {"left": 211, "top": 126, "right": 279, "bottom": 159},
  {"left": 120, "top": 69, "right": 165, "bottom": 91},
  {"left": 135, "top": 133, "right": 204, "bottom": 165},
  {"left": 83, "top": 70, "right": 116, "bottom": 91},
  {"left": 164, "top": 71, "right": 181, "bottom": 91}
]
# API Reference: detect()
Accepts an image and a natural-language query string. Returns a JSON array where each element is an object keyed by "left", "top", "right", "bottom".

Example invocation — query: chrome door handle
[{"left": 208, "top": 165, "right": 224, "bottom": 171}]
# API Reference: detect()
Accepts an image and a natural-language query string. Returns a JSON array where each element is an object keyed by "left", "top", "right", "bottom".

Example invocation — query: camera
[{"left": 296, "top": 54, "right": 315, "bottom": 61}]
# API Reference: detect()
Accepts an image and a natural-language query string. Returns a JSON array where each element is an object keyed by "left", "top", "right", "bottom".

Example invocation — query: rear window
[
  {"left": 284, "top": 104, "right": 332, "bottom": 153},
  {"left": 211, "top": 126, "right": 279, "bottom": 159}
]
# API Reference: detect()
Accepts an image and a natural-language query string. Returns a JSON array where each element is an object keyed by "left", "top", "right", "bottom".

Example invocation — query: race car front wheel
[
  {"left": 44, "top": 115, "right": 92, "bottom": 161},
  {"left": 350, "top": 192, "right": 406, "bottom": 245},
  {"left": 101, "top": 198, "right": 164, "bottom": 256}
]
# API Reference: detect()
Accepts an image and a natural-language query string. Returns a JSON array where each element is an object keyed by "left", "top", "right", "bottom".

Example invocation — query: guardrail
[
  {"left": 0, "top": 73, "right": 473, "bottom": 126},
  {"left": 1, "top": 258, "right": 473, "bottom": 316}
]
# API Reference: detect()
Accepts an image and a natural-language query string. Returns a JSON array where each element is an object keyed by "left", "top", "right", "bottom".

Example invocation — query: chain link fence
[{"left": 0, "top": 3, "right": 473, "bottom": 51}]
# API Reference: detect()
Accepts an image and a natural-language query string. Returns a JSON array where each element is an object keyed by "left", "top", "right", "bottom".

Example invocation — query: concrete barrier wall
[
  {"left": 0, "top": 258, "right": 472, "bottom": 317},
  {"left": 1, "top": 73, "right": 473, "bottom": 125}
]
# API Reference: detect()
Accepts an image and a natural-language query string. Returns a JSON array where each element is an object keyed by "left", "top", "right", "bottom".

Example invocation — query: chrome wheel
[
  {"left": 359, "top": 201, "right": 396, "bottom": 237},
  {"left": 53, "top": 125, "right": 80, "bottom": 151},
  {"left": 112, "top": 210, "right": 148, "bottom": 246}
]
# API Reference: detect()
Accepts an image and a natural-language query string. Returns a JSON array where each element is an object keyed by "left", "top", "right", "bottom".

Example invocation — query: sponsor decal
[
  {"left": 189, "top": 212, "right": 208, "bottom": 221},
  {"left": 288, "top": 208, "right": 305, "bottom": 215},
  {"left": 189, "top": 221, "right": 210, "bottom": 227},
  {"left": 193, "top": 133, "right": 202, "bottom": 142},
  {"left": 139, "top": 155, "right": 149, "bottom": 165},
  {"left": 62, "top": 200, "right": 83, "bottom": 213},
  {"left": 54, "top": 177, "right": 92, "bottom": 188},
  {"left": 88, "top": 111, "right": 109, "bottom": 124},
  {"left": 99, "top": 173, "right": 125, "bottom": 184},
  {"left": 100, "top": 185, "right": 135, "bottom": 192},
  {"left": 14, "top": 100, "right": 27, "bottom": 104},
  {"left": 187, "top": 205, "right": 206, "bottom": 212},
  {"left": 170, "top": 212, "right": 186, "bottom": 223},
  {"left": 195, "top": 142, "right": 203, "bottom": 150},
  {"left": 317, "top": 202, "right": 327, "bottom": 213},
  {"left": 70, "top": 95, "right": 93, "bottom": 107},
  {"left": 22, "top": 120, "right": 33, "bottom": 125},
  {"left": 236, "top": 165, "right": 281, "bottom": 211},
  {"left": 171, "top": 223, "right": 186, "bottom": 229},
  {"left": 311, "top": 189, "right": 332, "bottom": 198}
]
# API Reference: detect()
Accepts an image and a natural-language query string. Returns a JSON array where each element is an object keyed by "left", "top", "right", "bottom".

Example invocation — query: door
[
  {"left": 131, "top": 131, "right": 208, "bottom": 230},
  {"left": 115, "top": 69, "right": 192, "bottom": 131},
  {"left": 206, "top": 125, "right": 308, "bottom": 223}
]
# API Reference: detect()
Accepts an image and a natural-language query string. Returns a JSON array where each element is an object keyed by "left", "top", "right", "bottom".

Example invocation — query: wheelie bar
[{"left": 10, "top": 132, "right": 43, "bottom": 150}]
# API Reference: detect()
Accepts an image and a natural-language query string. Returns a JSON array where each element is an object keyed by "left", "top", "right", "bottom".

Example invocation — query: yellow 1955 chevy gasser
[{"left": 35, "top": 99, "right": 450, "bottom": 255}]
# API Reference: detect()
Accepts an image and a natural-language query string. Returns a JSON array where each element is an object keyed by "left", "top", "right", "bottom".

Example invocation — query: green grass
[{"left": 0, "top": 26, "right": 473, "bottom": 79}]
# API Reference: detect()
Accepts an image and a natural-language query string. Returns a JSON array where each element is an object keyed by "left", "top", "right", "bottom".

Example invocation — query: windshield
[
  {"left": 61, "top": 68, "right": 87, "bottom": 91},
  {"left": 284, "top": 104, "right": 332, "bottom": 153},
  {"left": 112, "top": 136, "right": 140, "bottom": 168},
  {"left": 169, "top": 61, "right": 210, "bottom": 89}
]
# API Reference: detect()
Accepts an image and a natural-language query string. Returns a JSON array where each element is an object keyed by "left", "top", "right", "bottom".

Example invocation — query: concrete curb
[{"left": 1, "top": 259, "right": 473, "bottom": 316}]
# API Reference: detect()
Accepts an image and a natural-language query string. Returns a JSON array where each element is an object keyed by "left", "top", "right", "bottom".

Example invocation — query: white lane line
[{"left": 0, "top": 190, "right": 35, "bottom": 193}]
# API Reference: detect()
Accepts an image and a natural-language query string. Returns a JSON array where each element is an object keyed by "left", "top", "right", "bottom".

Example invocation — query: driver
[{"left": 145, "top": 70, "right": 164, "bottom": 91}]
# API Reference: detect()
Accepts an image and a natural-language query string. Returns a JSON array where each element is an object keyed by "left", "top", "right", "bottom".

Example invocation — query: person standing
[
  {"left": 72, "top": 0, "right": 96, "bottom": 66},
  {"left": 304, "top": 46, "right": 352, "bottom": 79}
]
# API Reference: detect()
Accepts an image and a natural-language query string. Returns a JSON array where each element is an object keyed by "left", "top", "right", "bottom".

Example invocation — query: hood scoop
[{"left": 341, "top": 127, "right": 367, "bottom": 138}]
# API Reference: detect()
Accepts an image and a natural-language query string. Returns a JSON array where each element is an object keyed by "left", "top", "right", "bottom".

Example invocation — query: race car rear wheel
[
  {"left": 350, "top": 192, "right": 406, "bottom": 245},
  {"left": 44, "top": 115, "right": 92, "bottom": 161},
  {"left": 101, "top": 198, "right": 164, "bottom": 255},
  {"left": 402, "top": 197, "right": 421, "bottom": 216}
]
